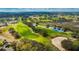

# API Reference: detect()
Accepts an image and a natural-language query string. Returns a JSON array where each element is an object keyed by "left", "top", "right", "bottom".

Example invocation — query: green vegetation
[
  {"left": 35, "top": 25, "right": 72, "bottom": 38},
  {"left": 8, "top": 22, "right": 56, "bottom": 50},
  {"left": 0, "top": 13, "right": 79, "bottom": 51},
  {"left": 61, "top": 39, "right": 79, "bottom": 51},
  {"left": 52, "top": 17, "right": 59, "bottom": 21},
  {"left": 61, "top": 40, "right": 73, "bottom": 50},
  {"left": 11, "top": 39, "right": 53, "bottom": 51},
  {"left": 0, "top": 40, "right": 3, "bottom": 47},
  {"left": 72, "top": 40, "right": 79, "bottom": 51}
]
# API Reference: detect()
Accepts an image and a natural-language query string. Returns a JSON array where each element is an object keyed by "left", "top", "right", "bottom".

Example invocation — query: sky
[{"left": 0, "top": 8, "right": 79, "bottom": 12}]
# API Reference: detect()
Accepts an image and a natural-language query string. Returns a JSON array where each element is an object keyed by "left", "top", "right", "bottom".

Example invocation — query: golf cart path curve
[{"left": 51, "top": 37, "right": 67, "bottom": 51}]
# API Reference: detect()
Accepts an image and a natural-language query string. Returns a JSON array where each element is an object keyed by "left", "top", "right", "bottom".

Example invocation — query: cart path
[{"left": 51, "top": 37, "right": 67, "bottom": 51}]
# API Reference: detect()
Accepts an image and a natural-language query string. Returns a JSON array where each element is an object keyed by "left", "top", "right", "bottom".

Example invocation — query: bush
[
  {"left": 13, "top": 32, "right": 21, "bottom": 39},
  {"left": 42, "top": 32, "right": 49, "bottom": 37},
  {"left": 72, "top": 31, "right": 79, "bottom": 38},
  {"left": 61, "top": 40, "right": 73, "bottom": 50},
  {"left": 9, "top": 28, "right": 15, "bottom": 34},
  {"left": 72, "top": 40, "right": 79, "bottom": 51},
  {"left": 0, "top": 40, "right": 3, "bottom": 47},
  {"left": 61, "top": 40, "right": 79, "bottom": 51},
  {"left": 11, "top": 39, "right": 49, "bottom": 51},
  {"left": 9, "top": 28, "right": 21, "bottom": 39},
  {"left": 0, "top": 30, "right": 2, "bottom": 33}
]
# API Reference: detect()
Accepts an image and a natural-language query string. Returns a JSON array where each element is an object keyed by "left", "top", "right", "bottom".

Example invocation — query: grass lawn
[
  {"left": 8, "top": 22, "right": 55, "bottom": 50},
  {"left": 36, "top": 25, "right": 72, "bottom": 38}
]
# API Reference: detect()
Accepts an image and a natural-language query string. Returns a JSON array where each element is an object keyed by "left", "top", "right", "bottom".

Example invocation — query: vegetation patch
[
  {"left": 35, "top": 26, "right": 71, "bottom": 38},
  {"left": 8, "top": 22, "right": 56, "bottom": 50}
]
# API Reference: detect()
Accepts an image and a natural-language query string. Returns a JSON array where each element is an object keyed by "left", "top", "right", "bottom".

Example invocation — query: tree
[
  {"left": 46, "top": 24, "right": 50, "bottom": 28},
  {"left": 42, "top": 31, "right": 49, "bottom": 37},
  {"left": 10, "top": 38, "right": 48, "bottom": 51},
  {"left": 0, "top": 30, "right": 2, "bottom": 33},
  {"left": 14, "top": 32, "right": 21, "bottom": 39},
  {"left": 72, "top": 40, "right": 79, "bottom": 51},
  {"left": 61, "top": 40, "right": 73, "bottom": 50},
  {"left": 71, "top": 31, "right": 79, "bottom": 38},
  {"left": 0, "top": 40, "right": 3, "bottom": 47},
  {"left": 9, "top": 28, "right": 21, "bottom": 39}
]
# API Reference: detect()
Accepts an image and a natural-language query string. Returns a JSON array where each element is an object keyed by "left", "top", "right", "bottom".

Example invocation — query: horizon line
[{"left": 0, "top": 8, "right": 78, "bottom": 12}]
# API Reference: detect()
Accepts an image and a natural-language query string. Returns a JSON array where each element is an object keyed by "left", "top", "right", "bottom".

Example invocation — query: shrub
[
  {"left": 72, "top": 40, "right": 79, "bottom": 51},
  {"left": 9, "top": 28, "right": 21, "bottom": 39},
  {"left": 72, "top": 31, "right": 79, "bottom": 38},
  {"left": 61, "top": 40, "right": 73, "bottom": 50},
  {"left": 11, "top": 39, "right": 49, "bottom": 51},
  {"left": 13, "top": 32, "right": 21, "bottom": 39},
  {"left": 0, "top": 30, "right": 2, "bottom": 33},
  {"left": 0, "top": 40, "right": 3, "bottom": 47}
]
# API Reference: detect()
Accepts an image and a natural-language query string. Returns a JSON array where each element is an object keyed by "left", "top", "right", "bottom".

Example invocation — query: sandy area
[{"left": 51, "top": 37, "right": 67, "bottom": 51}]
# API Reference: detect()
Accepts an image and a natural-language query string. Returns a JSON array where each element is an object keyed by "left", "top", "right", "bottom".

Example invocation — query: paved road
[{"left": 51, "top": 37, "right": 67, "bottom": 51}]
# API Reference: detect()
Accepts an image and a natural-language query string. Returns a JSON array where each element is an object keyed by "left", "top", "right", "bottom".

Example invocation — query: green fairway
[
  {"left": 9, "top": 22, "right": 53, "bottom": 49},
  {"left": 36, "top": 26, "right": 72, "bottom": 38}
]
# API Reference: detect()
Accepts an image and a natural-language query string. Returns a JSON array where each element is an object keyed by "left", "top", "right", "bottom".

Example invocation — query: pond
[
  {"left": 53, "top": 27, "right": 64, "bottom": 32},
  {"left": 49, "top": 27, "right": 64, "bottom": 32}
]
